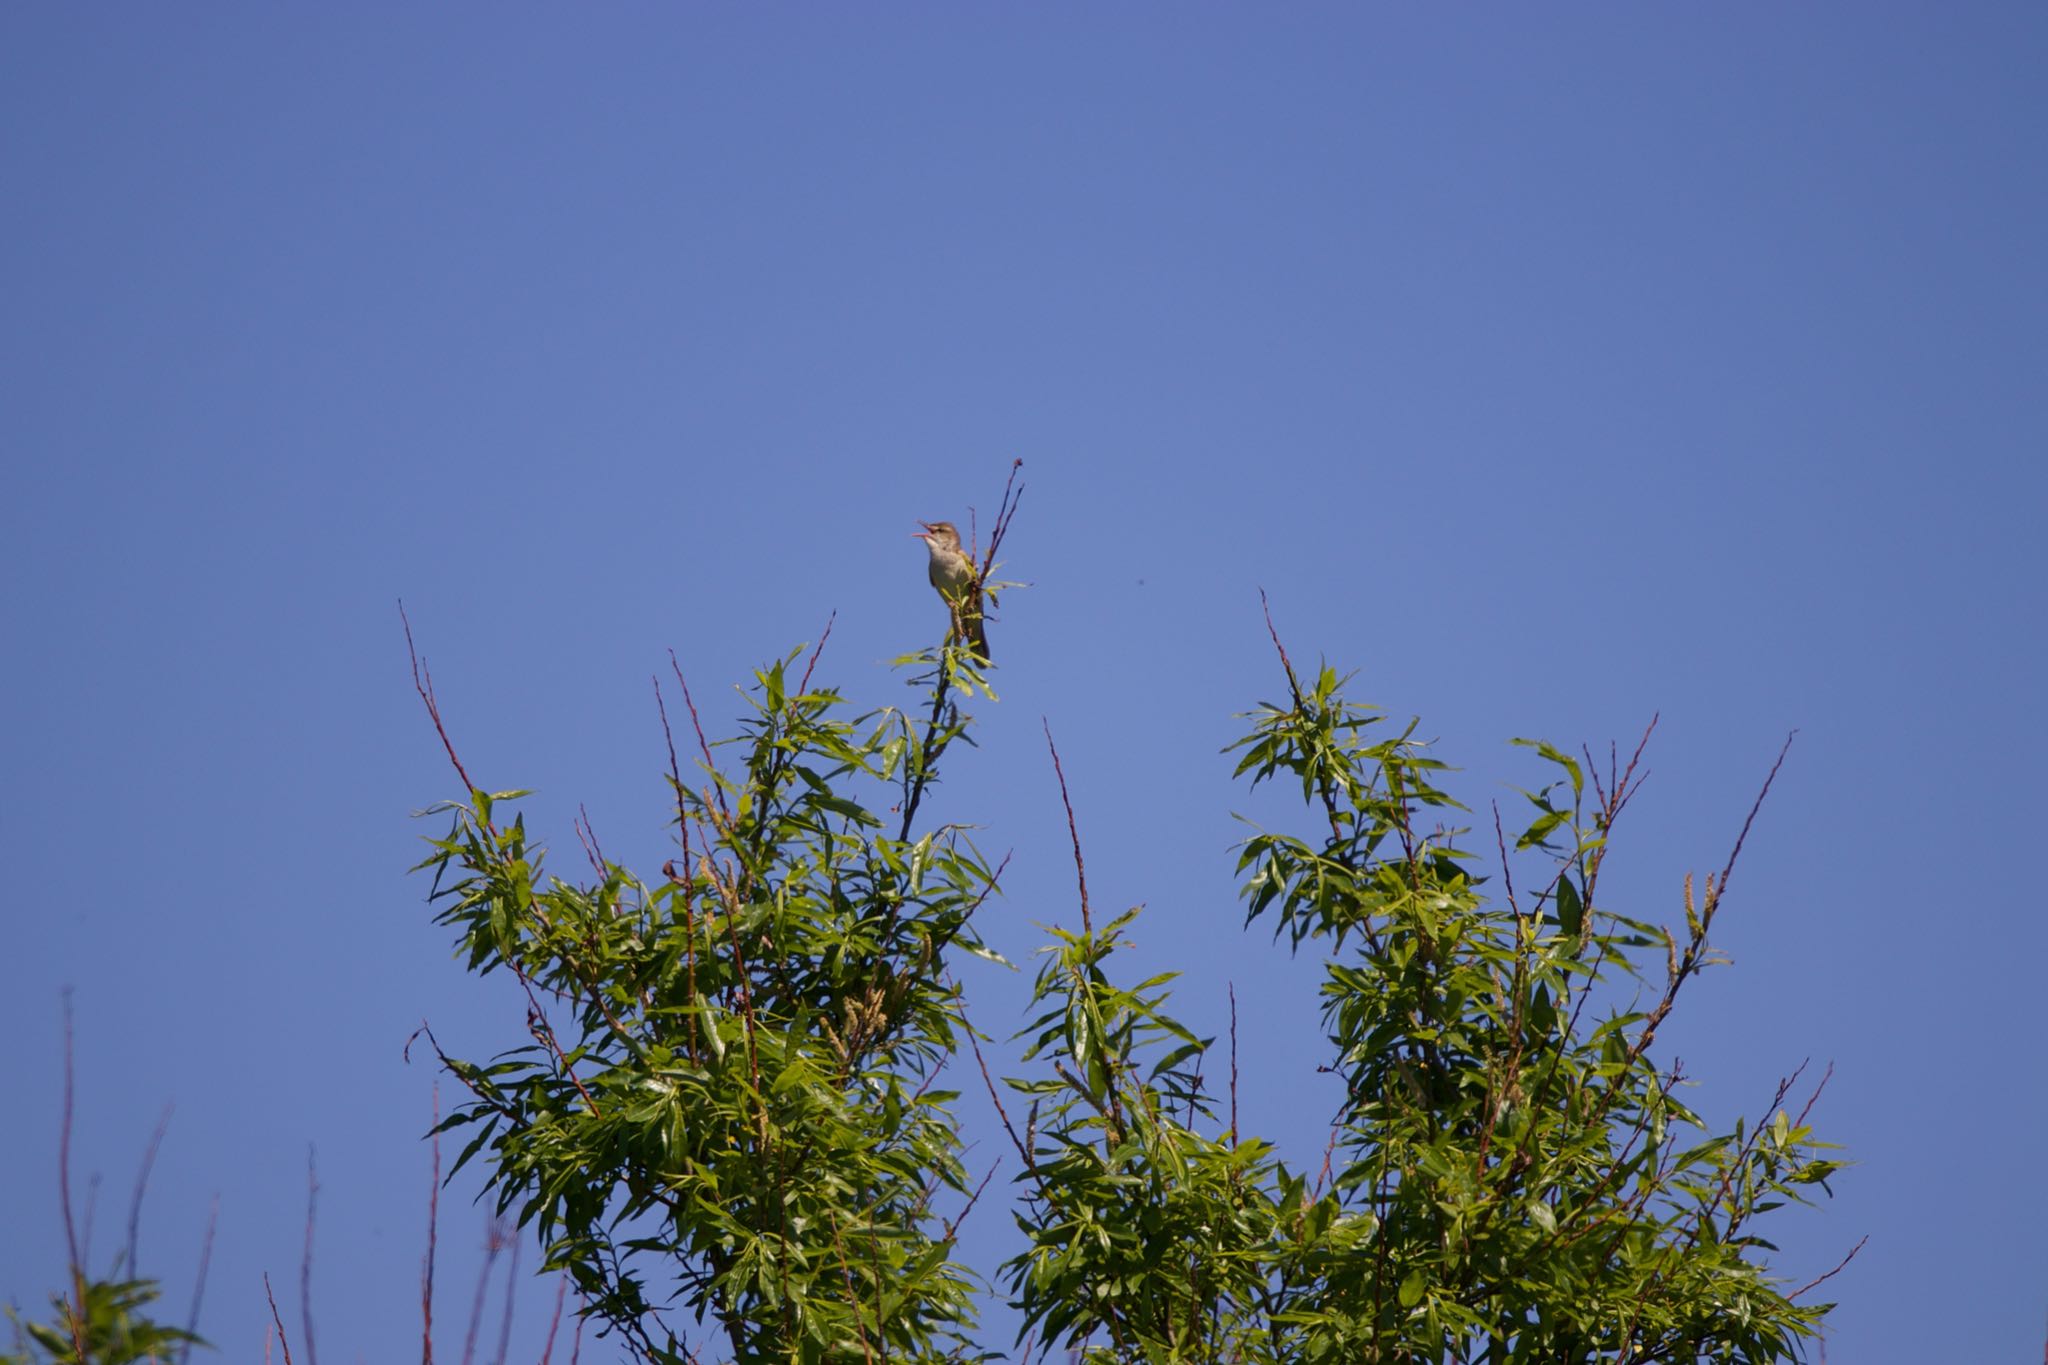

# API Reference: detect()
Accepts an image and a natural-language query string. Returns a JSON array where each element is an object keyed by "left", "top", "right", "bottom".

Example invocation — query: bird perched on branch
[{"left": 914, "top": 520, "right": 990, "bottom": 661}]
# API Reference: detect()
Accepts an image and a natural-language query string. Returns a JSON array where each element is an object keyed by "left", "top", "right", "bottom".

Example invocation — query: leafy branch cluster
[
  {"left": 399, "top": 537, "right": 1848, "bottom": 1362},
  {"left": 412, "top": 632, "right": 1010, "bottom": 1365},
  {"left": 982, "top": 613, "right": 1847, "bottom": 1365}
]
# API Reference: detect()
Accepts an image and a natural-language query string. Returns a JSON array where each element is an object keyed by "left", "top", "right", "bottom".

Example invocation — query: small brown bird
[{"left": 914, "top": 520, "right": 990, "bottom": 661}]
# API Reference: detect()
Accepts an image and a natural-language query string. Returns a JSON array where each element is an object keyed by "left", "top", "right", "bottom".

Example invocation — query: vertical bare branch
[
  {"left": 57, "top": 991, "right": 87, "bottom": 1362},
  {"left": 1710, "top": 731, "right": 1797, "bottom": 910},
  {"left": 797, "top": 610, "right": 837, "bottom": 695},
  {"left": 123, "top": 1103, "right": 174, "bottom": 1276},
  {"left": 669, "top": 652, "right": 730, "bottom": 825},
  {"left": 461, "top": 1218, "right": 512, "bottom": 1365},
  {"left": 538, "top": 1277, "right": 568, "bottom": 1365},
  {"left": 175, "top": 1195, "right": 219, "bottom": 1365},
  {"left": 490, "top": 1233, "right": 522, "bottom": 1365},
  {"left": 264, "top": 1272, "right": 298, "bottom": 1365},
  {"left": 1228, "top": 984, "right": 1241, "bottom": 1148},
  {"left": 301, "top": 1146, "right": 321, "bottom": 1365},
  {"left": 1042, "top": 721, "right": 1092, "bottom": 934},
  {"left": 401, "top": 602, "right": 482, "bottom": 809},
  {"left": 970, "top": 457, "right": 1027, "bottom": 582},
  {"left": 422, "top": 1082, "right": 440, "bottom": 1365}
]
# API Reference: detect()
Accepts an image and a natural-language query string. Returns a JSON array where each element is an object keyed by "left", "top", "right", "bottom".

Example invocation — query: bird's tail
[{"left": 964, "top": 604, "right": 990, "bottom": 662}]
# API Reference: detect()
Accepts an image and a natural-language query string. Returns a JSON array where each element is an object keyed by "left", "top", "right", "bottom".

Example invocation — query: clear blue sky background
[{"left": 4, "top": 6, "right": 2043, "bottom": 1362}]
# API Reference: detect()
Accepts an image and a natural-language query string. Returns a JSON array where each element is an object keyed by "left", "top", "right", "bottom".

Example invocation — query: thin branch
[
  {"left": 490, "top": 1232, "right": 522, "bottom": 1365},
  {"left": 422, "top": 1082, "right": 440, "bottom": 1365},
  {"left": 942, "top": 1159, "right": 1003, "bottom": 1244},
  {"left": 971, "top": 458, "right": 1027, "bottom": 584},
  {"left": 1790, "top": 1235, "right": 1868, "bottom": 1301},
  {"left": 79, "top": 1174, "right": 101, "bottom": 1277},
  {"left": 57, "top": 992, "right": 87, "bottom": 1363},
  {"left": 1622, "top": 733, "right": 1798, "bottom": 1072},
  {"left": 123, "top": 1103, "right": 174, "bottom": 1277},
  {"left": 538, "top": 1278, "right": 568, "bottom": 1365},
  {"left": 1792, "top": 1060, "right": 1836, "bottom": 1130},
  {"left": 1712, "top": 730, "right": 1797, "bottom": 910},
  {"left": 896, "top": 654, "right": 955, "bottom": 843},
  {"left": 401, "top": 602, "right": 481, "bottom": 808},
  {"left": 965, "top": 1024, "right": 1032, "bottom": 1170},
  {"left": 1228, "top": 984, "right": 1241, "bottom": 1148},
  {"left": 519, "top": 976, "right": 602, "bottom": 1115},
  {"left": 265, "top": 1272, "right": 298, "bottom": 1365},
  {"left": 654, "top": 675, "right": 701, "bottom": 1065},
  {"left": 175, "top": 1195, "right": 219, "bottom": 1365},
  {"left": 669, "top": 652, "right": 730, "bottom": 825},
  {"left": 1042, "top": 720, "right": 1092, "bottom": 934},
  {"left": 461, "top": 1219, "right": 511, "bottom": 1365},
  {"left": 301, "top": 1146, "right": 321, "bottom": 1365},
  {"left": 1490, "top": 802, "right": 1522, "bottom": 920},
  {"left": 798, "top": 610, "right": 837, "bottom": 695},
  {"left": 573, "top": 805, "right": 606, "bottom": 877}
]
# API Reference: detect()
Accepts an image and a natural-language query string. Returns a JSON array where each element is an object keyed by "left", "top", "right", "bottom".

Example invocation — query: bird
[{"left": 914, "top": 520, "right": 990, "bottom": 661}]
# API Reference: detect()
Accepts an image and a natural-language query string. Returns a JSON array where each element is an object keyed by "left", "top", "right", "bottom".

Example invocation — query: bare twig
[
  {"left": 1228, "top": 984, "right": 1240, "bottom": 1147},
  {"left": 490, "top": 1232, "right": 522, "bottom": 1365},
  {"left": 669, "top": 652, "right": 730, "bottom": 825},
  {"left": 1790, "top": 1235, "right": 1868, "bottom": 1301},
  {"left": 1712, "top": 731, "right": 1797, "bottom": 910},
  {"left": 401, "top": 602, "right": 482, "bottom": 809},
  {"left": 301, "top": 1147, "right": 321, "bottom": 1365},
  {"left": 423, "top": 1082, "right": 440, "bottom": 1365},
  {"left": 79, "top": 1174, "right": 101, "bottom": 1276},
  {"left": 798, "top": 610, "right": 837, "bottom": 695},
  {"left": 175, "top": 1195, "right": 219, "bottom": 1365},
  {"left": 57, "top": 992, "right": 87, "bottom": 1362},
  {"left": 265, "top": 1272, "right": 298, "bottom": 1365},
  {"left": 1623, "top": 733, "right": 1797, "bottom": 1071},
  {"left": 538, "top": 1277, "right": 568, "bottom": 1365},
  {"left": 461, "top": 1219, "right": 512, "bottom": 1365},
  {"left": 942, "top": 1159, "right": 1003, "bottom": 1244},
  {"left": 123, "top": 1103, "right": 174, "bottom": 1277},
  {"left": 573, "top": 804, "right": 607, "bottom": 876},
  {"left": 1792, "top": 1061, "right": 1836, "bottom": 1130},
  {"left": 1042, "top": 721, "right": 1092, "bottom": 934},
  {"left": 1490, "top": 802, "right": 1522, "bottom": 920},
  {"left": 971, "top": 458, "right": 1027, "bottom": 584},
  {"left": 965, "top": 1024, "right": 1033, "bottom": 1170}
]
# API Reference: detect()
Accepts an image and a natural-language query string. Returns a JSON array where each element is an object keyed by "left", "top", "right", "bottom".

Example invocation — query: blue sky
[{"left": 4, "top": 5, "right": 2043, "bottom": 1361}]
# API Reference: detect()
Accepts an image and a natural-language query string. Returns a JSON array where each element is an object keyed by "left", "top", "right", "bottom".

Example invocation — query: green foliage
[
  {"left": 1213, "top": 657, "right": 1843, "bottom": 1362},
  {"left": 414, "top": 626, "right": 1846, "bottom": 1364},
  {"left": 416, "top": 645, "right": 1003, "bottom": 1363},
  {"left": 4, "top": 1275, "right": 203, "bottom": 1365}
]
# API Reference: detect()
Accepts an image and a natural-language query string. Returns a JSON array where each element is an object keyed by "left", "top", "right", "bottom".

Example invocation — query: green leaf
[{"left": 1555, "top": 874, "right": 1584, "bottom": 937}]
